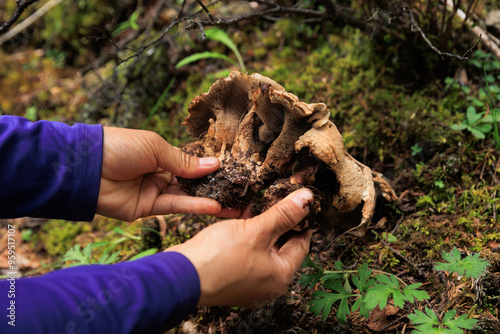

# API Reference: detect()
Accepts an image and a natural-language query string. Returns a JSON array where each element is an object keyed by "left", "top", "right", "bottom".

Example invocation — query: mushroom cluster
[{"left": 178, "top": 71, "right": 393, "bottom": 232}]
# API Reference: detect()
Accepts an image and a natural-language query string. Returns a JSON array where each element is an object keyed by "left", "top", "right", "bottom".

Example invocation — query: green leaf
[
  {"left": 469, "top": 127, "right": 486, "bottom": 139},
  {"left": 24, "top": 106, "right": 38, "bottom": 122},
  {"left": 444, "top": 313, "right": 477, "bottom": 331},
  {"left": 205, "top": 28, "right": 246, "bottom": 72},
  {"left": 309, "top": 279, "right": 356, "bottom": 322},
  {"left": 450, "top": 123, "right": 467, "bottom": 131},
  {"left": 435, "top": 247, "right": 490, "bottom": 278},
  {"left": 333, "top": 260, "right": 344, "bottom": 271},
  {"left": 350, "top": 295, "right": 372, "bottom": 318},
  {"left": 466, "top": 106, "right": 481, "bottom": 124},
  {"left": 129, "top": 10, "right": 141, "bottom": 31},
  {"left": 308, "top": 290, "right": 343, "bottom": 320},
  {"left": 128, "top": 248, "right": 158, "bottom": 261},
  {"left": 402, "top": 283, "right": 429, "bottom": 303},
  {"left": 337, "top": 297, "right": 350, "bottom": 323},
  {"left": 365, "top": 274, "right": 404, "bottom": 309},
  {"left": 98, "top": 250, "right": 121, "bottom": 264},
  {"left": 301, "top": 254, "right": 322, "bottom": 270},
  {"left": 299, "top": 255, "right": 324, "bottom": 288},
  {"left": 475, "top": 123, "right": 492, "bottom": 134},
  {"left": 299, "top": 272, "right": 324, "bottom": 288},
  {"left": 381, "top": 232, "right": 398, "bottom": 243},
  {"left": 409, "top": 307, "right": 477, "bottom": 333},
  {"left": 175, "top": 51, "right": 236, "bottom": 69},
  {"left": 352, "top": 263, "right": 375, "bottom": 293},
  {"left": 63, "top": 244, "right": 93, "bottom": 267}
]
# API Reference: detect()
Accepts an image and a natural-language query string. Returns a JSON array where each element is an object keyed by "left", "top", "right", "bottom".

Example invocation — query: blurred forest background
[{"left": 1, "top": 0, "right": 500, "bottom": 333}]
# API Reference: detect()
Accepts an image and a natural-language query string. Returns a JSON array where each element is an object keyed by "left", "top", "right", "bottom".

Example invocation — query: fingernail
[
  {"left": 199, "top": 157, "right": 219, "bottom": 167},
  {"left": 289, "top": 189, "right": 314, "bottom": 209}
]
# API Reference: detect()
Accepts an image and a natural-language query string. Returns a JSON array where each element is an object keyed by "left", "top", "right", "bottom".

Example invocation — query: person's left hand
[{"left": 96, "top": 127, "right": 241, "bottom": 221}]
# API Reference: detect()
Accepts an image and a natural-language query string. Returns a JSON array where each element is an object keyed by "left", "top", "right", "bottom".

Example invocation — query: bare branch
[
  {"left": 184, "top": 4, "right": 323, "bottom": 30},
  {"left": 0, "top": 0, "right": 40, "bottom": 36},
  {"left": 407, "top": 5, "right": 476, "bottom": 61},
  {"left": 445, "top": 0, "right": 500, "bottom": 61},
  {"left": 194, "top": 0, "right": 215, "bottom": 21},
  {"left": 0, "top": 0, "right": 64, "bottom": 46}
]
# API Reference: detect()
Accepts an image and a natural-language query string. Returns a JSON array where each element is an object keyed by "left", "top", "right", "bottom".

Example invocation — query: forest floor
[{"left": 1, "top": 1, "right": 500, "bottom": 333}]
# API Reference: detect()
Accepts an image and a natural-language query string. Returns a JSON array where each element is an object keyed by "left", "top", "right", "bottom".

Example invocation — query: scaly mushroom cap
[{"left": 178, "top": 71, "right": 380, "bottom": 232}]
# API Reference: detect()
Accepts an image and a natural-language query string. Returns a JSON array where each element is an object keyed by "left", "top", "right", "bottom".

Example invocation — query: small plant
[
  {"left": 408, "top": 307, "right": 477, "bottom": 333},
  {"left": 301, "top": 246, "right": 489, "bottom": 332},
  {"left": 175, "top": 28, "right": 246, "bottom": 73},
  {"left": 300, "top": 258, "right": 429, "bottom": 322},
  {"left": 449, "top": 50, "right": 500, "bottom": 145},
  {"left": 62, "top": 226, "right": 160, "bottom": 267},
  {"left": 112, "top": 9, "right": 142, "bottom": 37},
  {"left": 450, "top": 106, "right": 494, "bottom": 140},
  {"left": 411, "top": 143, "right": 423, "bottom": 156},
  {"left": 434, "top": 246, "right": 490, "bottom": 279},
  {"left": 63, "top": 243, "right": 121, "bottom": 267}
]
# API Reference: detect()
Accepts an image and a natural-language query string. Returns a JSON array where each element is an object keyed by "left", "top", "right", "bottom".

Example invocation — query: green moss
[{"left": 38, "top": 220, "right": 92, "bottom": 257}]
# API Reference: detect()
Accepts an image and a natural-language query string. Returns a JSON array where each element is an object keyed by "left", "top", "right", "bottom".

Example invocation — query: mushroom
[{"left": 178, "top": 71, "right": 393, "bottom": 233}]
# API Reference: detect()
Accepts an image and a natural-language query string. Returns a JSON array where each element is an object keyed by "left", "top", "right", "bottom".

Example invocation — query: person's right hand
[{"left": 166, "top": 188, "right": 314, "bottom": 308}]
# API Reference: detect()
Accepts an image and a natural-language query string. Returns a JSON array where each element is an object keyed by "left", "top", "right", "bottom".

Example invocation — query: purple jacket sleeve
[
  {"left": 0, "top": 116, "right": 201, "bottom": 332},
  {"left": 0, "top": 252, "right": 201, "bottom": 333},
  {"left": 0, "top": 115, "right": 102, "bottom": 221}
]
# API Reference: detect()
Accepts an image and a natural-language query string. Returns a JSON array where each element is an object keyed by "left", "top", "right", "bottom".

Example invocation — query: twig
[
  {"left": 194, "top": 20, "right": 206, "bottom": 40},
  {"left": 116, "top": 19, "right": 179, "bottom": 66},
  {"left": 195, "top": 0, "right": 215, "bottom": 21},
  {"left": 407, "top": 4, "right": 476, "bottom": 61},
  {"left": 185, "top": 4, "right": 323, "bottom": 30},
  {"left": 379, "top": 238, "right": 425, "bottom": 277},
  {"left": 0, "top": 0, "right": 65, "bottom": 46},
  {"left": 445, "top": 0, "right": 500, "bottom": 61},
  {"left": 0, "top": 0, "right": 40, "bottom": 35}
]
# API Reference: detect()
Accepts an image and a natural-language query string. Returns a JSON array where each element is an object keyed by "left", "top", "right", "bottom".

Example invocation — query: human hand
[
  {"left": 166, "top": 188, "right": 314, "bottom": 308},
  {"left": 96, "top": 127, "right": 241, "bottom": 221}
]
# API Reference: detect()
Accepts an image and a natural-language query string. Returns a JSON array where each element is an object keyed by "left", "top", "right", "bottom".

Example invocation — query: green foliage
[
  {"left": 302, "top": 248, "right": 486, "bottom": 327},
  {"left": 112, "top": 9, "right": 142, "bottom": 37},
  {"left": 302, "top": 259, "right": 429, "bottom": 322},
  {"left": 204, "top": 28, "right": 246, "bottom": 72},
  {"left": 63, "top": 243, "right": 121, "bottom": 267},
  {"left": 40, "top": 0, "right": 120, "bottom": 65},
  {"left": 411, "top": 143, "right": 424, "bottom": 156},
  {"left": 176, "top": 28, "right": 245, "bottom": 72},
  {"left": 298, "top": 255, "right": 325, "bottom": 288},
  {"left": 364, "top": 275, "right": 427, "bottom": 310},
  {"left": 449, "top": 50, "right": 500, "bottom": 145},
  {"left": 24, "top": 106, "right": 38, "bottom": 122},
  {"left": 39, "top": 220, "right": 92, "bottom": 257},
  {"left": 434, "top": 247, "right": 490, "bottom": 279},
  {"left": 408, "top": 307, "right": 477, "bottom": 333},
  {"left": 450, "top": 106, "right": 495, "bottom": 139},
  {"left": 128, "top": 248, "right": 159, "bottom": 261},
  {"left": 309, "top": 280, "right": 357, "bottom": 322}
]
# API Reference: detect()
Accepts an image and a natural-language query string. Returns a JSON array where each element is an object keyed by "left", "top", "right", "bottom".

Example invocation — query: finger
[
  {"left": 214, "top": 207, "right": 243, "bottom": 218},
  {"left": 239, "top": 206, "right": 254, "bottom": 219},
  {"left": 276, "top": 229, "right": 313, "bottom": 278},
  {"left": 253, "top": 189, "right": 313, "bottom": 244},
  {"left": 151, "top": 194, "right": 223, "bottom": 215},
  {"left": 153, "top": 138, "right": 220, "bottom": 178}
]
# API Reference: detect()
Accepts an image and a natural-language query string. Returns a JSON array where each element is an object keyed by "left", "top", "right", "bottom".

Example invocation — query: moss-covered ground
[{"left": 1, "top": 1, "right": 500, "bottom": 332}]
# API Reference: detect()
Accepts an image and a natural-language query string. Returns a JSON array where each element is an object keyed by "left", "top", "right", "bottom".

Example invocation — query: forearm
[
  {"left": 0, "top": 252, "right": 200, "bottom": 333},
  {"left": 0, "top": 116, "right": 103, "bottom": 221}
]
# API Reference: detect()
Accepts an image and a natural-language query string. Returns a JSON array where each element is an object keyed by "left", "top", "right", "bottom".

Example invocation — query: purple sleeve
[
  {"left": 0, "top": 115, "right": 103, "bottom": 221},
  {"left": 0, "top": 252, "right": 201, "bottom": 333}
]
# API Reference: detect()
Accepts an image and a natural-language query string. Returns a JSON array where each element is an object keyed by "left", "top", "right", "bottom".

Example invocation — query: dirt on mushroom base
[{"left": 177, "top": 71, "right": 396, "bottom": 233}]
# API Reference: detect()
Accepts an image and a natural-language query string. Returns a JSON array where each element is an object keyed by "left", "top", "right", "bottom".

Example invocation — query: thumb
[
  {"left": 254, "top": 188, "right": 314, "bottom": 244},
  {"left": 154, "top": 139, "right": 220, "bottom": 178}
]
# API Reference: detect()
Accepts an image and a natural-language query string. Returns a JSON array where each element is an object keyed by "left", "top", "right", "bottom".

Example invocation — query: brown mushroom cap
[{"left": 178, "top": 71, "right": 386, "bottom": 233}]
